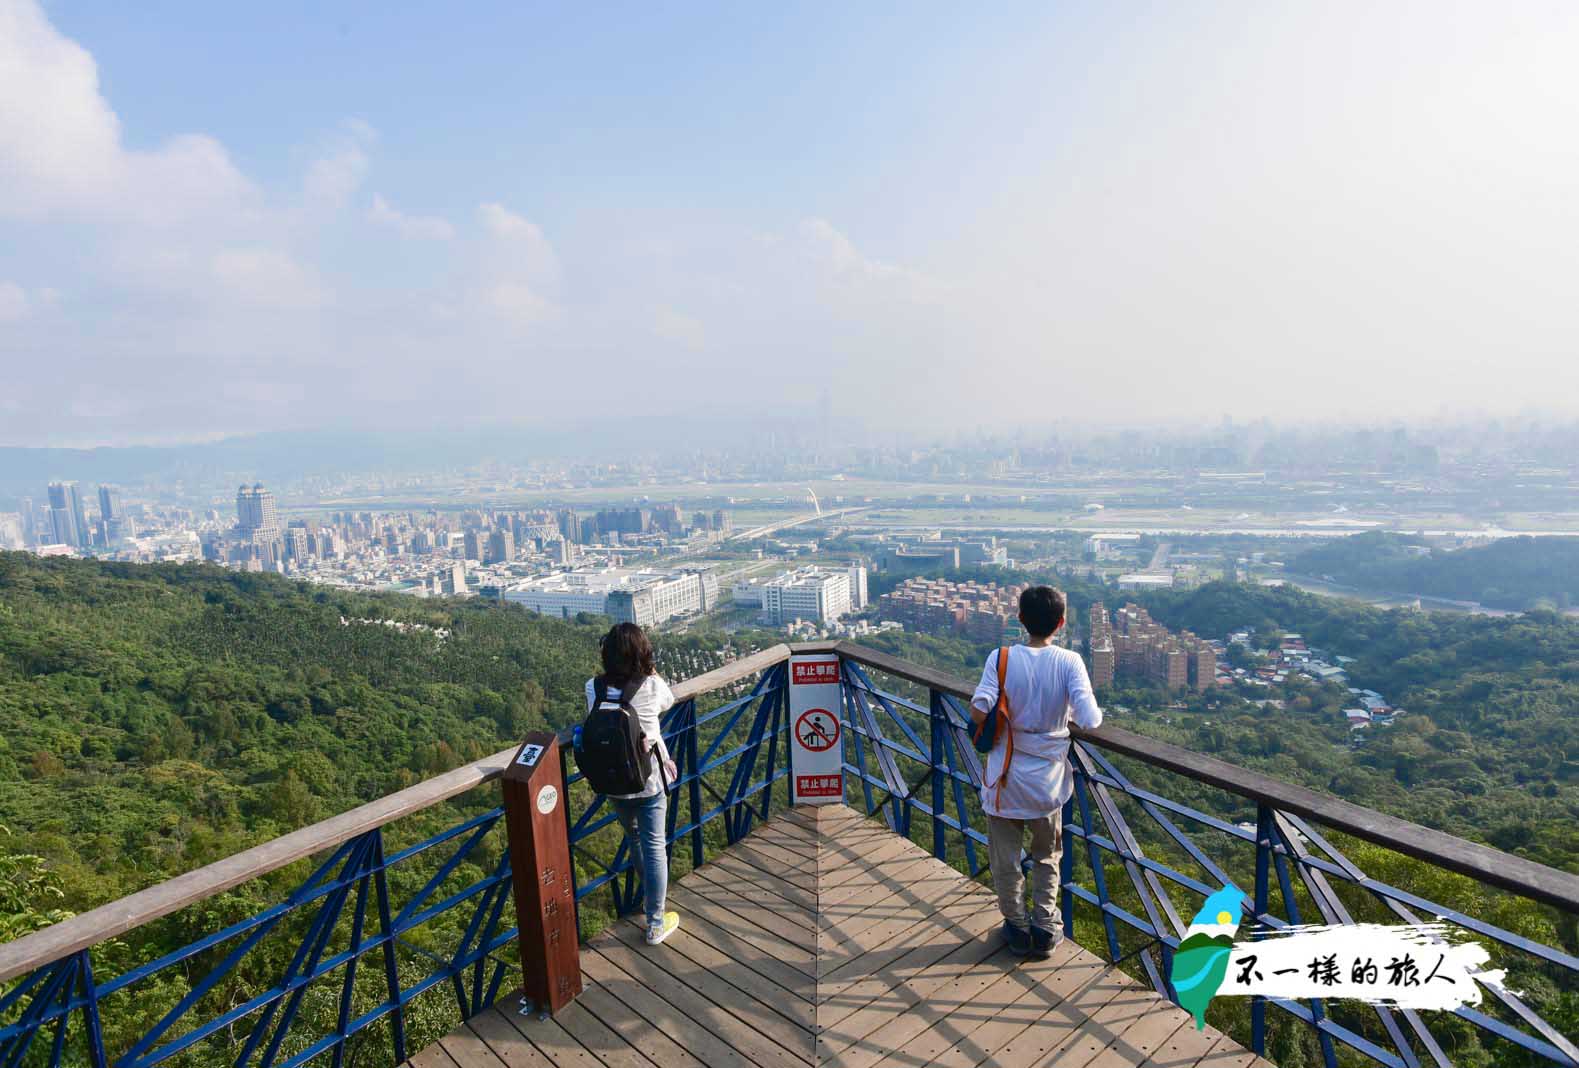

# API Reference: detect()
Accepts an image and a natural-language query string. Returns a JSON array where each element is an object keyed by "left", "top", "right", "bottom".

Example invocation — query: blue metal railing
[
  {"left": 3, "top": 643, "right": 1575, "bottom": 1068},
  {"left": 0, "top": 811, "right": 516, "bottom": 1068},
  {"left": 559, "top": 662, "right": 791, "bottom": 922},
  {"left": 834, "top": 651, "right": 1579, "bottom": 1068},
  {"left": 0, "top": 660, "right": 790, "bottom": 1068}
]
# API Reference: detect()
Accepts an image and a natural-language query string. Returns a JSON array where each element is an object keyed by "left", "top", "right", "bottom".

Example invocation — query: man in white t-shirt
[{"left": 970, "top": 586, "right": 1103, "bottom": 960}]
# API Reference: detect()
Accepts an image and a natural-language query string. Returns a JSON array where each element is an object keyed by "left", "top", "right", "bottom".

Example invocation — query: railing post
[
  {"left": 930, "top": 690, "right": 946, "bottom": 861},
  {"left": 685, "top": 700, "right": 704, "bottom": 871},
  {"left": 1059, "top": 796, "right": 1076, "bottom": 939},
  {"left": 501, "top": 731, "right": 581, "bottom": 1017},
  {"left": 77, "top": 951, "right": 107, "bottom": 1068},
  {"left": 1252, "top": 802, "right": 1272, "bottom": 1056},
  {"left": 761, "top": 675, "right": 784, "bottom": 825},
  {"left": 1074, "top": 771, "right": 1122, "bottom": 961}
]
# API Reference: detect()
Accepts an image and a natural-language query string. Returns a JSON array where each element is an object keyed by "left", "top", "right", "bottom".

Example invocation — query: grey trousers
[{"left": 987, "top": 812, "right": 1063, "bottom": 932}]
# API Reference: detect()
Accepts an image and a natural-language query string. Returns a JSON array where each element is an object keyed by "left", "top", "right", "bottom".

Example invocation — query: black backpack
[{"left": 575, "top": 676, "right": 654, "bottom": 796}]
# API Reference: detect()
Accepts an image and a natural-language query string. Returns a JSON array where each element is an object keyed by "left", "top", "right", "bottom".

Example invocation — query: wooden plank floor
[{"left": 410, "top": 804, "right": 1270, "bottom": 1068}]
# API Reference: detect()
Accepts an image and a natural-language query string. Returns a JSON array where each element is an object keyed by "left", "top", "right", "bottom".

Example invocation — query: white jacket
[{"left": 971, "top": 645, "right": 1103, "bottom": 819}]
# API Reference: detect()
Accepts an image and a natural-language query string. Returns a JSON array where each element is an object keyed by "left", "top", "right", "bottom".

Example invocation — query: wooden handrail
[
  {"left": 823, "top": 639, "right": 1579, "bottom": 914},
  {"left": 4, "top": 636, "right": 1576, "bottom": 983},
  {"left": 0, "top": 644, "right": 795, "bottom": 984}
]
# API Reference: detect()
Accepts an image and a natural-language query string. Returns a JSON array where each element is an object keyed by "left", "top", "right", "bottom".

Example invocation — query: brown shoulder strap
[{"left": 995, "top": 646, "right": 1010, "bottom": 708}]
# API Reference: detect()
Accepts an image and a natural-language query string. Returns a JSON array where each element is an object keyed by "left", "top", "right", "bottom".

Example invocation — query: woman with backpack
[{"left": 582, "top": 622, "right": 680, "bottom": 946}]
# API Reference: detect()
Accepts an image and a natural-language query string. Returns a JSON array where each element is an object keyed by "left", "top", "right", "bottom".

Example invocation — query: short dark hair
[
  {"left": 1019, "top": 586, "right": 1067, "bottom": 638},
  {"left": 600, "top": 622, "right": 656, "bottom": 685}
]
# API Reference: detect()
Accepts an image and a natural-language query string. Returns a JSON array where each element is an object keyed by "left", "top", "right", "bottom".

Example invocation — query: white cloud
[
  {"left": 478, "top": 202, "right": 539, "bottom": 239},
  {"left": 0, "top": 0, "right": 256, "bottom": 224},
  {"left": 471, "top": 202, "right": 560, "bottom": 327},
  {"left": 210, "top": 248, "right": 327, "bottom": 310},
  {"left": 797, "top": 217, "right": 945, "bottom": 304},
  {"left": 0, "top": 281, "right": 59, "bottom": 322},
  {"left": 479, "top": 203, "right": 559, "bottom": 273},
  {"left": 652, "top": 305, "right": 706, "bottom": 349},
  {"left": 0, "top": 281, "right": 29, "bottom": 322},
  {"left": 484, "top": 282, "right": 553, "bottom": 326},
  {"left": 303, "top": 120, "right": 375, "bottom": 211},
  {"left": 368, "top": 194, "right": 455, "bottom": 240}
]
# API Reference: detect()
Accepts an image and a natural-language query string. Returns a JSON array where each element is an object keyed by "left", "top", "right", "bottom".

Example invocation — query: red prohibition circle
[{"left": 795, "top": 708, "right": 840, "bottom": 752}]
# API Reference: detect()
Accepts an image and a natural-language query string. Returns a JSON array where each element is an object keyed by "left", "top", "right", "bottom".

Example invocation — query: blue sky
[{"left": 4, "top": 1, "right": 1579, "bottom": 445}]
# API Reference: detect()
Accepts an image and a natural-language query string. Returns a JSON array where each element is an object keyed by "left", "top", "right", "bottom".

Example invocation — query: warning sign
[
  {"left": 795, "top": 709, "right": 840, "bottom": 751},
  {"left": 789, "top": 654, "right": 844, "bottom": 805}
]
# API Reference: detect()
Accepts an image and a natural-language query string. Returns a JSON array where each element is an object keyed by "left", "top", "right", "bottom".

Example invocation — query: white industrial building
[
  {"left": 505, "top": 566, "right": 717, "bottom": 627},
  {"left": 761, "top": 566, "right": 853, "bottom": 625}
]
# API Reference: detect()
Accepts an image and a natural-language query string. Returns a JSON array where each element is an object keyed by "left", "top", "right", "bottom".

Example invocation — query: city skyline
[{"left": 5, "top": 1, "right": 1579, "bottom": 446}]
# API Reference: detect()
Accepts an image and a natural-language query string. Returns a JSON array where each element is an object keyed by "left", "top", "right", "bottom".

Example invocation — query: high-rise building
[
  {"left": 761, "top": 567, "right": 853, "bottom": 625},
  {"left": 557, "top": 508, "right": 580, "bottom": 543},
  {"left": 1098, "top": 602, "right": 1218, "bottom": 692},
  {"left": 594, "top": 508, "right": 650, "bottom": 537},
  {"left": 97, "top": 485, "right": 128, "bottom": 543},
  {"left": 463, "top": 529, "right": 487, "bottom": 561},
  {"left": 487, "top": 528, "right": 515, "bottom": 564},
  {"left": 875, "top": 577, "right": 1024, "bottom": 640},
  {"left": 235, "top": 483, "right": 281, "bottom": 539},
  {"left": 712, "top": 509, "right": 731, "bottom": 533},
  {"left": 441, "top": 562, "right": 468, "bottom": 596},
  {"left": 1088, "top": 603, "right": 1116, "bottom": 686},
  {"left": 97, "top": 485, "right": 123, "bottom": 522},
  {"left": 650, "top": 504, "right": 683, "bottom": 534},
  {"left": 19, "top": 497, "right": 36, "bottom": 547},
  {"left": 47, "top": 481, "right": 86, "bottom": 548},
  {"left": 846, "top": 564, "right": 869, "bottom": 610}
]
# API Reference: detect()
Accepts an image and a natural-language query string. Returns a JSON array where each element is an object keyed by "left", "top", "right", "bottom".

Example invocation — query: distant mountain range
[{"left": 0, "top": 417, "right": 815, "bottom": 502}]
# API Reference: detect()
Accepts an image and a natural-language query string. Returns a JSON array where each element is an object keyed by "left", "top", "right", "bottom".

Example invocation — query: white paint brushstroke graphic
[{"left": 1219, "top": 923, "right": 1506, "bottom": 1010}]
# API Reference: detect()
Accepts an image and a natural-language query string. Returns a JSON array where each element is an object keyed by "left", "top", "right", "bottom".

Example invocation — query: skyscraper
[
  {"left": 97, "top": 484, "right": 123, "bottom": 522},
  {"left": 19, "top": 497, "right": 35, "bottom": 547},
  {"left": 487, "top": 527, "right": 515, "bottom": 564},
  {"left": 98, "top": 485, "right": 126, "bottom": 543},
  {"left": 235, "top": 483, "right": 281, "bottom": 539},
  {"left": 47, "top": 481, "right": 86, "bottom": 548}
]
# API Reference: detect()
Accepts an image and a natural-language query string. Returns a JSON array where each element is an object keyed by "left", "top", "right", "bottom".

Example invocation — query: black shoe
[
  {"left": 1029, "top": 926, "right": 1062, "bottom": 961},
  {"left": 1002, "top": 922, "right": 1031, "bottom": 957}
]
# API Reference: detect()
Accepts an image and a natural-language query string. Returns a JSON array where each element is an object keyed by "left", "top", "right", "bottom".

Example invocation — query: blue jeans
[{"left": 611, "top": 791, "right": 668, "bottom": 927}]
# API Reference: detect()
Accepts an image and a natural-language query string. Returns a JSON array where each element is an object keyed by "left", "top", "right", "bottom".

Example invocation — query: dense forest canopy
[
  {"left": 1291, "top": 531, "right": 1579, "bottom": 611},
  {"left": 0, "top": 552, "right": 751, "bottom": 916}
]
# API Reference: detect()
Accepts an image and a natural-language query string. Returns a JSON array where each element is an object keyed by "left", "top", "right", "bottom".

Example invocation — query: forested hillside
[
  {"left": 0, "top": 552, "right": 752, "bottom": 922},
  {"left": 1291, "top": 531, "right": 1579, "bottom": 610}
]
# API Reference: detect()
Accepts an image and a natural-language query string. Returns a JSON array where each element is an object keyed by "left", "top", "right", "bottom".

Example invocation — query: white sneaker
[{"left": 645, "top": 911, "right": 679, "bottom": 946}]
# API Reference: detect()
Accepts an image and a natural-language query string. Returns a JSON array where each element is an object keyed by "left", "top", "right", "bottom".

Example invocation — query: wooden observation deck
[{"left": 411, "top": 805, "right": 1267, "bottom": 1068}]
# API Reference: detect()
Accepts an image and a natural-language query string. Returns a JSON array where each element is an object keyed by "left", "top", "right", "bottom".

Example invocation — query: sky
[{"left": 2, "top": 0, "right": 1578, "bottom": 447}]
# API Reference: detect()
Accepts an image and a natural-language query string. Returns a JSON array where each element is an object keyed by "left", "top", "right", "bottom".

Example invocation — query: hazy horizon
[{"left": 4, "top": 1, "right": 1579, "bottom": 447}]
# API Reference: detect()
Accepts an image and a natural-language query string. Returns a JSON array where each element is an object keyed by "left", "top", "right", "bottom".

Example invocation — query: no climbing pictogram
[{"left": 795, "top": 709, "right": 840, "bottom": 752}]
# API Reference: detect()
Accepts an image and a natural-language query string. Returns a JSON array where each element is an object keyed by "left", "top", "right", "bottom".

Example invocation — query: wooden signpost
[{"left": 501, "top": 731, "right": 581, "bottom": 1017}]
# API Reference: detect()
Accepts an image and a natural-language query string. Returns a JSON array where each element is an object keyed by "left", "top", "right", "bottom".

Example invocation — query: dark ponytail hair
[{"left": 600, "top": 622, "right": 656, "bottom": 686}]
